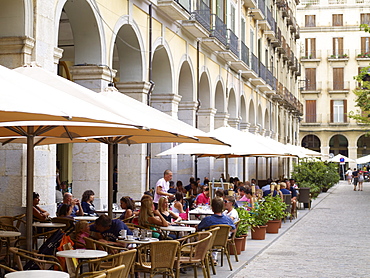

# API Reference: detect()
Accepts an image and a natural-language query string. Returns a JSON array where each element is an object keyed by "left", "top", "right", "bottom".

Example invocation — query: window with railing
[
  {"left": 258, "top": 0, "right": 266, "bottom": 17},
  {"left": 241, "top": 41, "right": 250, "bottom": 66},
  {"left": 329, "top": 0, "right": 346, "bottom": 4},
  {"left": 211, "top": 14, "right": 227, "bottom": 46},
  {"left": 361, "top": 13, "right": 370, "bottom": 25},
  {"left": 305, "top": 15, "right": 316, "bottom": 27},
  {"left": 332, "top": 14, "right": 343, "bottom": 26},
  {"left": 300, "top": 0, "right": 319, "bottom": 4},
  {"left": 176, "top": 0, "right": 191, "bottom": 13},
  {"left": 251, "top": 53, "right": 259, "bottom": 74},
  {"left": 331, "top": 100, "right": 347, "bottom": 123},
  {"left": 227, "top": 29, "right": 238, "bottom": 56},
  {"left": 305, "top": 68, "right": 316, "bottom": 90},
  {"left": 304, "top": 38, "right": 317, "bottom": 59},
  {"left": 333, "top": 68, "right": 344, "bottom": 90},
  {"left": 193, "top": 0, "right": 211, "bottom": 31}
]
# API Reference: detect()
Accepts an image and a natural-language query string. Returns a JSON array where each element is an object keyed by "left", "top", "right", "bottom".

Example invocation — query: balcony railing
[
  {"left": 211, "top": 14, "right": 227, "bottom": 46},
  {"left": 301, "top": 81, "right": 322, "bottom": 92},
  {"left": 176, "top": 0, "right": 191, "bottom": 13},
  {"left": 327, "top": 49, "right": 349, "bottom": 59},
  {"left": 356, "top": 49, "right": 370, "bottom": 59},
  {"left": 266, "top": 68, "right": 276, "bottom": 90},
  {"left": 258, "top": 0, "right": 266, "bottom": 17},
  {"left": 259, "top": 62, "right": 267, "bottom": 81},
  {"left": 303, "top": 114, "right": 322, "bottom": 124},
  {"left": 227, "top": 29, "right": 239, "bottom": 56},
  {"left": 328, "top": 81, "right": 350, "bottom": 91},
  {"left": 251, "top": 53, "right": 259, "bottom": 74},
  {"left": 301, "top": 50, "right": 321, "bottom": 60},
  {"left": 266, "top": 8, "right": 275, "bottom": 33},
  {"left": 193, "top": 0, "right": 211, "bottom": 31},
  {"left": 241, "top": 41, "right": 250, "bottom": 67}
]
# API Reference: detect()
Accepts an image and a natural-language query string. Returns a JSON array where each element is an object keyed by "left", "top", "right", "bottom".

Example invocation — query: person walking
[
  {"left": 345, "top": 168, "right": 353, "bottom": 185},
  {"left": 352, "top": 168, "right": 359, "bottom": 191},
  {"left": 358, "top": 171, "right": 364, "bottom": 191}
]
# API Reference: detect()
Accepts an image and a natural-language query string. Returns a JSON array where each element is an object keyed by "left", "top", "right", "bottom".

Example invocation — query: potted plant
[
  {"left": 235, "top": 207, "right": 252, "bottom": 251},
  {"left": 247, "top": 199, "right": 273, "bottom": 240},
  {"left": 263, "top": 195, "right": 288, "bottom": 233}
]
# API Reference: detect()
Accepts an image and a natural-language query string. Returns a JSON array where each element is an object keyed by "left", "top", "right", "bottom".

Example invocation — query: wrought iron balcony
[
  {"left": 157, "top": 0, "right": 191, "bottom": 20},
  {"left": 251, "top": 53, "right": 259, "bottom": 74},
  {"left": 259, "top": 62, "right": 267, "bottom": 81},
  {"left": 192, "top": 0, "right": 211, "bottom": 31},
  {"left": 227, "top": 29, "right": 239, "bottom": 56},
  {"left": 241, "top": 41, "right": 250, "bottom": 67},
  {"left": 327, "top": 49, "right": 349, "bottom": 60},
  {"left": 210, "top": 14, "right": 227, "bottom": 46},
  {"left": 258, "top": 0, "right": 266, "bottom": 17}
]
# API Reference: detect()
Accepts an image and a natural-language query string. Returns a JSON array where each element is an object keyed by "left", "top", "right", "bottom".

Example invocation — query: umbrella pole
[
  {"left": 26, "top": 127, "right": 34, "bottom": 251},
  {"left": 255, "top": 157, "right": 259, "bottom": 185},
  {"left": 265, "top": 157, "right": 268, "bottom": 179},
  {"left": 243, "top": 157, "right": 246, "bottom": 182},
  {"left": 108, "top": 143, "right": 114, "bottom": 219},
  {"left": 225, "top": 155, "right": 229, "bottom": 181}
]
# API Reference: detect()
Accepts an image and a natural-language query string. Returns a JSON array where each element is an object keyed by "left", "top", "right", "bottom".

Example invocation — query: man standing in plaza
[
  {"left": 352, "top": 168, "right": 359, "bottom": 191},
  {"left": 153, "top": 170, "right": 174, "bottom": 209}
]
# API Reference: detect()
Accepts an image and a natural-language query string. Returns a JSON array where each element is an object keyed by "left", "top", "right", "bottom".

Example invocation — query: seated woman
[
  {"left": 81, "top": 190, "right": 98, "bottom": 216},
  {"left": 33, "top": 192, "right": 50, "bottom": 222},
  {"left": 119, "top": 196, "right": 137, "bottom": 222},
  {"left": 171, "top": 192, "right": 188, "bottom": 220},
  {"left": 138, "top": 197, "right": 169, "bottom": 238},
  {"left": 57, "top": 204, "right": 74, "bottom": 219},
  {"left": 158, "top": 197, "right": 181, "bottom": 223},
  {"left": 74, "top": 220, "right": 90, "bottom": 249}
]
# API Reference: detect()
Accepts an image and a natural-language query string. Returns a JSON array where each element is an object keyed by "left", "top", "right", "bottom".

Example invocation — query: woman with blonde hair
[
  {"left": 138, "top": 197, "right": 169, "bottom": 228},
  {"left": 158, "top": 197, "right": 181, "bottom": 223}
]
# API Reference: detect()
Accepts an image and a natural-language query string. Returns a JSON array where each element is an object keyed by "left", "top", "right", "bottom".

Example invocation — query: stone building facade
[
  {"left": 297, "top": 0, "right": 370, "bottom": 168},
  {"left": 0, "top": 0, "right": 302, "bottom": 216}
]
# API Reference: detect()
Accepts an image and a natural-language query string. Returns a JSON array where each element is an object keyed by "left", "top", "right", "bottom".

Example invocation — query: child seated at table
[{"left": 75, "top": 220, "right": 90, "bottom": 249}]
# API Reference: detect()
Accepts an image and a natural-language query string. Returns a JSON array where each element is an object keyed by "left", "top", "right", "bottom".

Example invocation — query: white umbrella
[
  {"left": 356, "top": 154, "right": 370, "bottom": 164},
  {"left": 327, "top": 154, "right": 354, "bottom": 162}
]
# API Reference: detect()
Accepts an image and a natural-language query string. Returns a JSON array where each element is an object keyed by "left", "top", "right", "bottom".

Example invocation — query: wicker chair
[
  {"left": 175, "top": 231, "right": 212, "bottom": 278},
  {"left": 121, "top": 216, "right": 134, "bottom": 223},
  {"left": 9, "top": 247, "right": 63, "bottom": 271},
  {"left": 209, "top": 224, "right": 233, "bottom": 271},
  {"left": 205, "top": 227, "right": 220, "bottom": 276},
  {"left": 52, "top": 217, "right": 75, "bottom": 233},
  {"left": 84, "top": 237, "right": 127, "bottom": 254},
  {"left": 105, "top": 264, "right": 126, "bottom": 278},
  {"left": 283, "top": 194, "right": 292, "bottom": 222},
  {"left": 298, "top": 187, "right": 311, "bottom": 210},
  {"left": 227, "top": 220, "right": 240, "bottom": 262},
  {"left": 0, "top": 263, "right": 17, "bottom": 276},
  {"left": 77, "top": 270, "right": 106, "bottom": 278},
  {"left": 135, "top": 240, "right": 179, "bottom": 278}
]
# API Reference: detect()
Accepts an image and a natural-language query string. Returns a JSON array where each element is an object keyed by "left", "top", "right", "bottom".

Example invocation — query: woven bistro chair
[
  {"left": 205, "top": 227, "right": 220, "bottom": 276},
  {"left": 77, "top": 270, "right": 106, "bottom": 278},
  {"left": 9, "top": 247, "right": 63, "bottom": 271},
  {"left": 175, "top": 231, "right": 212, "bottom": 278},
  {"left": 227, "top": 220, "right": 240, "bottom": 262},
  {"left": 209, "top": 224, "right": 233, "bottom": 271},
  {"left": 135, "top": 240, "right": 180, "bottom": 278},
  {"left": 84, "top": 237, "right": 127, "bottom": 254}
]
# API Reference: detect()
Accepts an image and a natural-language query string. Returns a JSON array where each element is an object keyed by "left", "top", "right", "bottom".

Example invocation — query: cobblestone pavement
[{"left": 233, "top": 181, "right": 370, "bottom": 278}]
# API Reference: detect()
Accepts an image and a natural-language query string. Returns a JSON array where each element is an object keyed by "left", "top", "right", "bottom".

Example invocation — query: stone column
[
  {"left": 348, "top": 145, "right": 358, "bottom": 169},
  {"left": 70, "top": 65, "right": 115, "bottom": 209},
  {"left": 150, "top": 94, "right": 182, "bottom": 187},
  {"left": 228, "top": 117, "right": 240, "bottom": 129},
  {"left": 214, "top": 112, "right": 229, "bottom": 129},
  {"left": 249, "top": 124, "right": 260, "bottom": 134},
  {"left": 115, "top": 81, "right": 151, "bottom": 200},
  {"left": 0, "top": 37, "right": 35, "bottom": 68},
  {"left": 197, "top": 108, "right": 216, "bottom": 180},
  {"left": 177, "top": 101, "right": 198, "bottom": 183},
  {"left": 240, "top": 122, "right": 251, "bottom": 132},
  {"left": 227, "top": 117, "right": 241, "bottom": 178}
]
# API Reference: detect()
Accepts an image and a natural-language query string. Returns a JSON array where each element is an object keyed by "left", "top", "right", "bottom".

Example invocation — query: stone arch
[
  {"left": 178, "top": 59, "right": 195, "bottom": 125},
  {"left": 264, "top": 108, "right": 270, "bottom": 132},
  {"left": 301, "top": 134, "right": 321, "bottom": 152},
  {"left": 329, "top": 134, "right": 349, "bottom": 157},
  {"left": 248, "top": 99, "right": 255, "bottom": 125},
  {"left": 215, "top": 81, "right": 225, "bottom": 113},
  {"left": 152, "top": 44, "right": 173, "bottom": 95},
  {"left": 199, "top": 71, "right": 211, "bottom": 109},
  {"left": 240, "top": 95, "right": 247, "bottom": 126},
  {"left": 357, "top": 134, "right": 370, "bottom": 157},
  {"left": 227, "top": 89, "right": 237, "bottom": 119},
  {"left": 57, "top": 0, "right": 106, "bottom": 65},
  {"left": 257, "top": 104, "right": 263, "bottom": 127},
  {"left": 0, "top": 0, "right": 33, "bottom": 37},
  {"left": 111, "top": 20, "right": 145, "bottom": 82}
]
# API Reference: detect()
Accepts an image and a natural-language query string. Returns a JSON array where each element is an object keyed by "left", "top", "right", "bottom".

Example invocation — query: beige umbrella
[{"left": 0, "top": 65, "right": 221, "bottom": 250}]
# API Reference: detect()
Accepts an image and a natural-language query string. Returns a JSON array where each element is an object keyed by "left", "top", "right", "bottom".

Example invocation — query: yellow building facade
[{"left": 0, "top": 0, "right": 302, "bottom": 214}]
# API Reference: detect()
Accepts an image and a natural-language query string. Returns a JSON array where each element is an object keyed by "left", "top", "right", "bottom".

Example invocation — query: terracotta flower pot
[
  {"left": 240, "top": 234, "right": 248, "bottom": 251},
  {"left": 251, "top": 225, "right": 267, "bottom": 240},
  {"left": 266, "top": 220, "right": 280, "bottom": 234},
  {"left": 229, "top": 237, "right": 243, "bottom": 255}
]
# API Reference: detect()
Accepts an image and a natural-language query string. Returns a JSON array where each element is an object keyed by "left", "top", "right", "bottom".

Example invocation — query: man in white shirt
[{"left": 153, "top": 170, "right": 174, "bottom": 209}]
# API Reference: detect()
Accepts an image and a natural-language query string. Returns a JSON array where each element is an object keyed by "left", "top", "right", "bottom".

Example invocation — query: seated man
[
  {"left": 196, "top": 198, "right": 236, "bottom": 231},
  {"left": 57, "top": 192, "right": 83, "bottom": 217},
  {"left": 90, "top": 215, "right": 132, "bottom": 246},
  {"left": 195, "top": 186, "right": 210, "bottom": 206},
  {"left": 285, "top": 179, "right": 297, "bottom": 214}
]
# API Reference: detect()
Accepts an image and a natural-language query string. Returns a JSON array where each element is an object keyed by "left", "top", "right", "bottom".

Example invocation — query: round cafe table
[
  {"left": 160, "top": 225, "right": 196, "bottom": 238},
  {"left": 5, "top": 270, "right": 69, "bottom": 278},
  {"left": 32, "top": 222, "right": 66, "bottom": 228},
  {"left": 73, "top": 216, "right": 98, "bottom": 221},
  {"left": 0, "top": 231, "right": 21, "bottom": 264},
  {"left": 177, "top": 220, "right": 201, "bottom": 226},
  {"left": 56, "top": 249, "right": 108, "bottom": 259},
  {"left": 117, "top": 237, "right": 159, "bottom": 245}
]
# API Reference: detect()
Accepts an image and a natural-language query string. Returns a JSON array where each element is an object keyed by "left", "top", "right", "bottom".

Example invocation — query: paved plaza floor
[{"left": 233, "top": 180, "right": 370, "bottom": 278}]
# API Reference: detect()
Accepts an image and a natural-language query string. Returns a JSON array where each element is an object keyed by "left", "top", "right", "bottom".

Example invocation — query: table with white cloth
[
  {"left": 73, "top": 216, "right": 98, "bottom": 221},
  {"left": 160, "top": 225, "right": 196, "bottom": 238},
  {"left": 32, "top": 222, "right": 66, "bottom": 228},
  {"left": 177, "top": 220, "right": 201, "bottom": 226},
  {"left": 56, "top": 249, "right": 108, "bottom": 259},
  {"left": 5, "top": 270, "right": 69, "bottom": 278},
  {"left": 188, "top": 208, "right": 213, "bottom": 219},
  {"left": 0, "top": 231, "right": 21, "bottom": 264},
  {"left": 117, "top": 237, "right": 159, "bottom": 245}
]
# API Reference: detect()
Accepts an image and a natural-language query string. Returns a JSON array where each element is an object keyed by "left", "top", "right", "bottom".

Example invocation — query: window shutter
[
  {"left": 332, "top": 14, "right": 343, "bottom": 26},
  {"left": 311, "top": 38, "right": 316, "bottom": 58},
  {"left": 338, "top": 38, "right": 343, "bottom": 55},
  {"left": 305, "top": 100, "right": 316, "bottom": 123},
  {"left": 305, "top": 68, "right": 316, "bottom": 90},
  {"left": 330, "top": 100, "right": 334, "bottom": 123},
  {"left": 344, "top": 99, "right": 347, "bottom": 122},
  {"left": 333, "top": 68, "right": 344, "bottom": 90}
]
